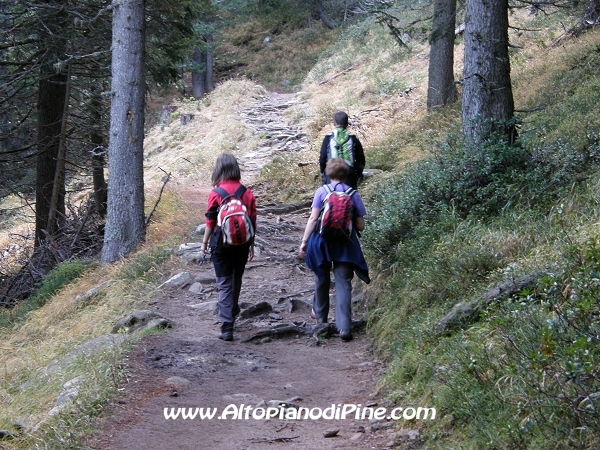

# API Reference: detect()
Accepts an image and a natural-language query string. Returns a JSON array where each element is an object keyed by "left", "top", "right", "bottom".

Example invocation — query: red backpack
[
  {"left": 318, "top": 184, "right": 356, "bottom": 241},
  {"left": 214, "top": 185, "right": 255, "bottom": 247}
]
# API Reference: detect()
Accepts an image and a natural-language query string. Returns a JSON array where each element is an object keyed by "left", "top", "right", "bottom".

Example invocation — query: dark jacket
[{"left": 319, "top": 130, "right": 365, "bottom": 189}]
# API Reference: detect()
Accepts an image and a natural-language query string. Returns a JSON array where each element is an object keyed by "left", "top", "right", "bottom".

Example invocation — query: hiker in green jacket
[{"left": 319, "top": 111, "right": 365, "bottom": 190}]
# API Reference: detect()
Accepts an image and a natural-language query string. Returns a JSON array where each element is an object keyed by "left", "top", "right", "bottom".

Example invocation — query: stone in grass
[
  {"left": 323, "top": 429, "right": 339, "bottom": 438},
  {"left": 0, "top": 430, "right": 14, "bottom": 440},
  {"left": 159, "top": 272, "right": 193, "bottom": 289},
  {"left": 112, "top": 309, "right": 168, "bottom": 333}
]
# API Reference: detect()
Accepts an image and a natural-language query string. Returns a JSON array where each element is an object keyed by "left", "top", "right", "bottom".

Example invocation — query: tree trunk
[
  {"left": 205, "top": 34, "right": 214, "bottom": 92},
  {"left": 191, "top": 44, "right": 206, "bottom": 99},
  {"left": 36, "top": 70, "right": 67, "bottom": 246},
  {"left": 35, "top": 1, "right": 68, "bottom": 247},
  {"left": 316, "top": 0, "right": 336, "bottom": 29},
  {"left": 462, "top": 0, "right": 515, "bottom": 144},
  {"left": 47, "top": 62, "right": 72, "bottom": 237},
  {"left": 101, "top": 0, "right": 146, "bottom": 264},
  {"left": 90, "top": 86, "right": 107, "bottom": 218},
  {"left": 427, "top": 0, "right": 458, "bottom": 110}
]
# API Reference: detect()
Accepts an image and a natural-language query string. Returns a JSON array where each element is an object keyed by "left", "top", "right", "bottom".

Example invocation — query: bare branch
[{"left": 145, "top": 168, "right": 172, "bottom": 226}]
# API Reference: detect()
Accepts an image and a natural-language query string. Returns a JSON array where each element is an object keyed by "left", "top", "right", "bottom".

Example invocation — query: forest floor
[{"left": 85, "top": 93, "right": 417, "bottom": 450}]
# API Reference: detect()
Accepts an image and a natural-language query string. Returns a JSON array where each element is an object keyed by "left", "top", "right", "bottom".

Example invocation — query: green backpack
[{"left": 328, "top": 128, "right": 355, "bottom": 168}]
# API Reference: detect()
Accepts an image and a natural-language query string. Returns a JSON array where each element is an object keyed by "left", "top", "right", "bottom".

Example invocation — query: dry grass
[
  {"left": 0, "top": 192, "right": 187, "bottom": 442},
  {"left": 143, "top": 79, "right": 268, "bottom": 190},
  {"left": 0, "top": 264, "right": 130, "bottom": 426},
  {"left": 0, "top": 76, "right": 274, "bottom": 441}
]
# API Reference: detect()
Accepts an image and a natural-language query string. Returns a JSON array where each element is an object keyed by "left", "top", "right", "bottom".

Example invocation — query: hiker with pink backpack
[
  {"left": 298, "top": 158, "right": 370, "bottom": 342},
  {"left": 202, "top": 153, "right": 256, "bottom": 341}
]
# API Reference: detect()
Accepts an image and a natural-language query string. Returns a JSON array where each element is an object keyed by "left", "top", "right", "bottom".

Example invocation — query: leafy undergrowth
[{"left": 361, "top": 19, "right": 600, "bottom": 449}]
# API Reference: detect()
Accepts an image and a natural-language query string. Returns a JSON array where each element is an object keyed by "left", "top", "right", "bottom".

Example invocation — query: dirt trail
[{"left": 88, "top": 93, "right": 400, "bottom": 450}]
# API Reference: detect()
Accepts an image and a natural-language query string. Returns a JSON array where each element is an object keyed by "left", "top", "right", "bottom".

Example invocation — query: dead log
[
  {"left": 316, "top": 0, "right": 337, "bottom": 29},
  {"left": 145, "top": 169, "right": 171, "bottom": 226},
  {"left": 436, "top": 272, "right": 543, "bottom": 333},
  {"left": 319, "top": 64, "right": 358, "bottom": 85}
]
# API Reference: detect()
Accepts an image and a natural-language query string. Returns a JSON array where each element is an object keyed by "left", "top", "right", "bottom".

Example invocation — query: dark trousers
[{"left": 211, "top": 244, "right": 250, "bottom": 324}]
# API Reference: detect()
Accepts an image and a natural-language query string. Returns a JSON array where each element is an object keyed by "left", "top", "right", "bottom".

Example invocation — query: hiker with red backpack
[
  {"left": 298, "top": 158, "right": 370, "bottom": 342},
  {"left": 202, "top": 153, "right": 256, "bottom": 341},
  {"left": 320, "top": 111, "right": 366, "bottom": 190}
]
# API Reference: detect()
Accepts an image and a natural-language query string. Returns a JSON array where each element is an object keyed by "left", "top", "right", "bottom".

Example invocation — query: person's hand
[
  {"left": 247, "top": 245, "right": 255, "bottom": 262},
  {"left": 201, "top": 242, "right": 209, "bottom": 254},
  {"left": 298, "top": 241, "right": 307, "bottom": 259}
]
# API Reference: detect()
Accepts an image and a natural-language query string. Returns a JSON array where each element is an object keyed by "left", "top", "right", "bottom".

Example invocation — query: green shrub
[
  {"left": 31, "top": 261, "right": 89, "bottom": 304},
  {"left": 363, "top": 133, "right": 532, "bottom": 262},
  {"left": 449, "top": 239, "right": 600, "bottom": 448}
]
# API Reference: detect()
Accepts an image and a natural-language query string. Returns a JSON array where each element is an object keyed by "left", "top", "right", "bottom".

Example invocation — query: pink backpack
[
  {"left": 318, "top": 184, "right": 355, "bottom": 241},
  {"left": 214, "top": 186, "right": 254, "bottom": 246}
]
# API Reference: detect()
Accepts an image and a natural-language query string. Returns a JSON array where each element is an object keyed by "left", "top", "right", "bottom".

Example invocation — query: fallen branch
[
  {"left": 248, "top": 436, "right": 300, "bottom": 444},
  {"left": 319, "top": 64, "right": 357, "bottom": 85},
  {"left": 436, "top": 272, "right": 543, "bottom": 333},
  {"left": 145, "top": 168, "right": 171, "bottom": 226}
]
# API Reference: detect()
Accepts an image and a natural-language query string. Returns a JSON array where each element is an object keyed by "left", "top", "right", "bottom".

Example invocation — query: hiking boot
[
  {"left": 219, "top": 322, "right": 233, "bottom": 341},
  {"left": 339, "top": 330, "right": 353, "bottom": 342}
]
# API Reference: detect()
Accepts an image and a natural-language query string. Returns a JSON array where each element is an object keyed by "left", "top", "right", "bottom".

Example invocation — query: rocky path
[
  {"left": 237, "top": 92, "right": 308, "bottom": 180},
  {"left": 87, "top": 93, "right": 407, "bottom": 450}
]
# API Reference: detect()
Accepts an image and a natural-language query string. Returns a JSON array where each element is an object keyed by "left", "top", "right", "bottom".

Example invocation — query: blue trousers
[{"left": 312, "top": 261, "right": 354, "bottom": 332}]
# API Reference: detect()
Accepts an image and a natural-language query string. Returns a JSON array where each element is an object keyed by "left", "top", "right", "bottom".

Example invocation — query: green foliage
[
  {"left": 362, "top": 25, "right": 600, "bottom": 448},
  {"left": 453, "top": 239, "right": 600, "bottom": 448},
  {"left": 30, "top": 262, "right": 89, "bottom": 306},
  {"left": 363, "top": 134, "right": 532, "bottom": 261},
  {"left": 217, "top": 17, "right": 337, "bottom": 91},
  {"left": 0, "top": 261, "right": 90, "bottom": 328},
  {"left": 308, "top": 17, "right": 382, "bottom": 83},
  {"left": 372, "top": 73, "right": 407, "bottom": 96},
  {"left": 252, "top": 0, "right": 309, "bottom": 32},
  {"left": 146, "top": 0, "right": 215, "bottom": 85}
]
